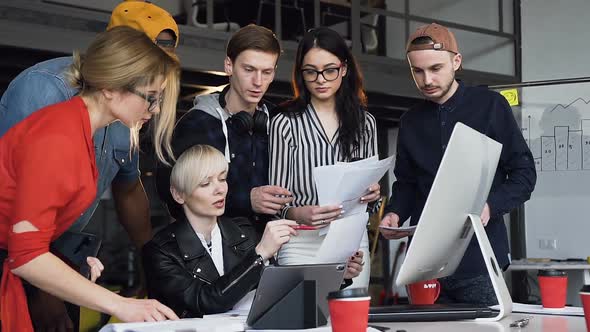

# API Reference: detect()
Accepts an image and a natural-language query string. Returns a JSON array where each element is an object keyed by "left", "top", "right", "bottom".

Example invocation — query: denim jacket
[{"left": 0, "top": 57, "right": 139, "bottom": 231}]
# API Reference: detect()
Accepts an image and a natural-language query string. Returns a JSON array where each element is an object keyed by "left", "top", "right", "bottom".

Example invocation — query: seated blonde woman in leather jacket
[
  {"left": 142, "top": 145, "right": 295, "bottom": 318},
  {"left": 143, "top": 144, "right": 364, "bottom": 318}
]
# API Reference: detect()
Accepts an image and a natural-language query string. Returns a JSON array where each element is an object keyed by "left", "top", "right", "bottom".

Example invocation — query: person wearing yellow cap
[
  {"left": 0, "top": 1, "right": 180, "bottom": 330},
  {"left": 379, "top": 23, "right": 536, "bottom": 305},
  {"left": 107, "top": 0, "right": 180, "bottom": 53}
]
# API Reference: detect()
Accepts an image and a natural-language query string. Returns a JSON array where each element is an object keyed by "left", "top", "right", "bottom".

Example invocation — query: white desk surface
[
  {"left": 374, "top": 313, "right": 587, "bottom": 332},
  {"left": 100, "top": 313, "right": 588, "bottom": 332}
]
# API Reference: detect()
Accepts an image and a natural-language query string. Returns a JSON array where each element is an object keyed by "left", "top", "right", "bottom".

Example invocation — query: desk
[
  {"left": 375, "top": 313, "right": 586, "bottom": 331},
  {"left": 510, "top": 259, "right": 590, "bottom": 306},
  {"left": 509, "top": 259, "right": 590, "bottom": 284},
  {"left": 99, "top": 313, "right": 587, "bottom": 332}
]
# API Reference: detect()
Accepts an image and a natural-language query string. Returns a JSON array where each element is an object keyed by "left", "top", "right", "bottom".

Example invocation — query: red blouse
[{"left": 0, "top": 96, "right": 98, "bottom": 332}]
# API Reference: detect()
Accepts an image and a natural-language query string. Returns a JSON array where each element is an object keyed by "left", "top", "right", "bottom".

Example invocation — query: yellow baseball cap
[{"left": 107, "top": 1, "right": 179, "bottom": 48}]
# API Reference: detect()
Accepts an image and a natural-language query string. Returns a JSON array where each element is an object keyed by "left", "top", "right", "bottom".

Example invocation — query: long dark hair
[{"left": 280, "top": 27, "right": 368, "bottom": 160}]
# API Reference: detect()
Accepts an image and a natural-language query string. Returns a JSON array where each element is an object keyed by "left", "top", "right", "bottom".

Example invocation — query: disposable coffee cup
[
  {"left": 580, "top": 285, "right": 590, "bottom": 331},
  {"left": 537, "top": 269, "right": 567, "bottom": 308},
  {"left": 327, "top": 288, "right": 370, "bottom": 332}
]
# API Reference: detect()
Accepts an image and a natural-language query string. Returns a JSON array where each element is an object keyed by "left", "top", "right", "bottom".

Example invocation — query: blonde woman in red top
[{"left": 0, "top": 26, "right": 181, "bottom": 331}]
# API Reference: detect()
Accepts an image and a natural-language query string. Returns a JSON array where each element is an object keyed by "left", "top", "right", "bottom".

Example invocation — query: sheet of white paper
[
  {"left": 246, "top": 326, "right": 381, "bottom": 332},
  {"left": 98, "top": 315, "right": 246, "bottom": 332},
  {"left": 314, "top": 213, "right": 368, "bottom": 264},
  {"left": 314, "top": 156, "right": 394, "bottom": 218},
  {"left": 314, "top": 165, "right": 380, "bottom": 219},
  {"left": 330, "top": 165, "right": 388, "bottom": 214},
  {"left": 313, "top": 165, "right": 346, "bottom": 211},
  {"left": 379, "top": 225, "right": 416, "bottom": 233},
  {"left": 336, "top": 155, "right": 378, "bottom": 166},
  {"left": 490, "top": 303, "right": 585, "bottom": 316},
  {"left": 337, "top": 154, "right": 393, "bottom": 170},
  {"left": 229, "top": 289, "right": 255, "bottom": 316}
]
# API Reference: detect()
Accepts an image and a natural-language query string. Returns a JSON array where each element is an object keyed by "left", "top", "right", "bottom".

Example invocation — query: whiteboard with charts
[{"left": 500, "top": 82, "right": 590, "bottom": 261}]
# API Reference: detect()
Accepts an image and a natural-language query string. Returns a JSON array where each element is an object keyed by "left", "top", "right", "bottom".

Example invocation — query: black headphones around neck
[{"left": 227, "top": 110, "right": 268, "bottom": 135}]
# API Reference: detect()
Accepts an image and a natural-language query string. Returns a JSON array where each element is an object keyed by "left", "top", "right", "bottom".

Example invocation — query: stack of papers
[
  {"left": 98, "top": 315, "right": 246, "bottom": 332},
  {"left": 312, "top": 156, "right": 394, "bottom": 264},
  {"left": 314, "top": 155, "right": 394, "bottom": 218}
]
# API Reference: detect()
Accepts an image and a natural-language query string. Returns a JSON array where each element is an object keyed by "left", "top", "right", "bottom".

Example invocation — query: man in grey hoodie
[{"left": 156, "top": 24, "right": 292, "bottom": 233}]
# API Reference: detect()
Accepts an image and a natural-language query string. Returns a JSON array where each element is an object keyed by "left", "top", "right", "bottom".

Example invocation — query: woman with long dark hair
[{"left": 269, "top": 27, "right": 380, "bottom": 287}]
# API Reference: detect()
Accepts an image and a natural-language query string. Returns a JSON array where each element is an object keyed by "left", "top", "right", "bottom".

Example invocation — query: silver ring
[{"left": 320, "top": 220, "right": 325, "bottom": 225}]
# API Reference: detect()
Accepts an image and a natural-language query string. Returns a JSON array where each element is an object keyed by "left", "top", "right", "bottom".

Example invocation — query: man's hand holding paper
[{"left": 379, "top": 212, "right": 416, "bottom": 239}]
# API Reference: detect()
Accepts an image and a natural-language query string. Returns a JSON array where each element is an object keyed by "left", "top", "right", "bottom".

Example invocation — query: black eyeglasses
[
  {"left": 129, "top": 89, "right": 163, "bottom": 113},
  {"left": 301, "top": 64, "right": 343, "bottom": 82}
]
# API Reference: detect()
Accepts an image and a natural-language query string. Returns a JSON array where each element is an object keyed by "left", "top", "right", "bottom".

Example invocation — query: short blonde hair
[
  {"left": 65, "top": 26, "right": 180, "bottom": 165},
  {"left": 170, "top": 145, "right": 229, "bottom": 195}
]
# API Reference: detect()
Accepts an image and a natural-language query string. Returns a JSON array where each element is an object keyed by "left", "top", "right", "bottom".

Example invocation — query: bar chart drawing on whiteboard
[{"left": 522, "top": 97, "right": 590, "bottom": 172}]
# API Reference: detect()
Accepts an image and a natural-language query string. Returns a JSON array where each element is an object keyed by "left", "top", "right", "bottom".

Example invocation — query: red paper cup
[
  {"left": 327, "top": 288, "right": 370, "bottom": 332},
  {"left": 580, "top": 285, "right": 590, "bottom": 331},
  {"left": 538, "top": 270, "right": 567, "bottom": 308},
  {"left": 407, "top": 279, "right": 441, "bottom": 305}
]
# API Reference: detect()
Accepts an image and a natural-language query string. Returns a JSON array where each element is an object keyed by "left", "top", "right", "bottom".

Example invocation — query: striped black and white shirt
[{"left": 269, "top": 104, "right": 378, "bottom": 218}]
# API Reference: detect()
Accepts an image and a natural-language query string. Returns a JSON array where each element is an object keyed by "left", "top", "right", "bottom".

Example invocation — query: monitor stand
[{"left": 467, "top": 214, "right": 513, "bottom": 321}]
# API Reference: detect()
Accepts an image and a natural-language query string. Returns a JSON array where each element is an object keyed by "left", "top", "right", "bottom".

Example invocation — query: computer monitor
[{"left": 395, "top": 122, "right": 512, "bottom": 321}]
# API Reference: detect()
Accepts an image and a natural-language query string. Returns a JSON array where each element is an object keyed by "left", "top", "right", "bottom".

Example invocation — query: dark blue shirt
[{"left": 385, "top": 81, "right": 537, "bottom": 277}]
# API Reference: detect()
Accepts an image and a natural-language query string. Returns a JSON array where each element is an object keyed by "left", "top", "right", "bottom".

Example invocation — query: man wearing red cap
[
  {"left": 0, "top": 1, "right": 179, "bottom": 330},
  {"left": 379, "top": 23, "right": 536, "bottom": 305}
]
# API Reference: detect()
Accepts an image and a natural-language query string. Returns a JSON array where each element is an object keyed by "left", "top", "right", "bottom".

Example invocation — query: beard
[{"left": 420, "top": 70, "right": 456, "bottom": 102}]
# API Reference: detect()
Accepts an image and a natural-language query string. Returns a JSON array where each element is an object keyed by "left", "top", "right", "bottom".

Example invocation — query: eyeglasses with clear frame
[
  {"left": 301, "top": 64, "right": 344, "bottom": 82},
  {"left": 129, "top": 89, "right": 164, "bottom": 113}
]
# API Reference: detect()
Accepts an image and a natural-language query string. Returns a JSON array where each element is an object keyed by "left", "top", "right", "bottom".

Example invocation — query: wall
[
  {"left": 384, "top": 0, "right": 515, "bottom": 76},
  {"left": 520, "top": 0, "right": 590, "bottom": 306},
  {"left": 44, "top": 0, "right": 184, "bottom": 16}
]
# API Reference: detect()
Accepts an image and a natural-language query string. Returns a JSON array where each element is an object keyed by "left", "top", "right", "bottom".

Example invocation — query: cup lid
[
  {"left": 580, "top": 285, "right": 590, "bottom": 293},
  {"left": 327, "top": 287, "right": 368, "bottom": 300},
  {"left": 538, "top": 269, "right": 567, "bottom": 277}
]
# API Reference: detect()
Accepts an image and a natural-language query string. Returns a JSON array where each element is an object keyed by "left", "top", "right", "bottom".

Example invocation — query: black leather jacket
[{"left": 142, "top": 216, "right": 264, "bottom": 318}]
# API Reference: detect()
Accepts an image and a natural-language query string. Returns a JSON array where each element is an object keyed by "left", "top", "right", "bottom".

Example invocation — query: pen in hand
[{"left": 292, "top": 225, "right": 318, "bottom": 231}]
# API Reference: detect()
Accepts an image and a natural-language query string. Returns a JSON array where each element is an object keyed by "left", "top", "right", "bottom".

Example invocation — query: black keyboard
[{"left": 369, "top": 304, "right": 498, "bottom": 322}]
